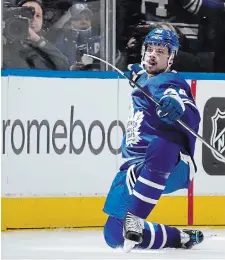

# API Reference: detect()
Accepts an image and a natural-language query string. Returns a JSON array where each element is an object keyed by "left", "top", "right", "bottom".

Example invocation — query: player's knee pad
[
  {"left": 103, "top": 216, "right": 124, "bottom": 248},
  {"left": 144, "top": 136, "right": 180, "bottom": 173}
]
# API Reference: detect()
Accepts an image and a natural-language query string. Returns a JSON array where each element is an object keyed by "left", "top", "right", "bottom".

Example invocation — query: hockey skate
[
  {"left": 123, "top": 212, "right": 144, "bottom": 253},
  {"left": 180, "top": 229, "right": 204, "bottom": 249}
]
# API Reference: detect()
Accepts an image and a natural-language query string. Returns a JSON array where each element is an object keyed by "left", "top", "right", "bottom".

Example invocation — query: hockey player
[{"left": 103, "top": 28, "right": 204, "bottom": 252}]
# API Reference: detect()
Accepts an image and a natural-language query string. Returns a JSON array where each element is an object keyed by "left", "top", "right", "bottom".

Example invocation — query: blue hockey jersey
[{"left": 120, "top": 66, "right": 201, "bottom": 171}]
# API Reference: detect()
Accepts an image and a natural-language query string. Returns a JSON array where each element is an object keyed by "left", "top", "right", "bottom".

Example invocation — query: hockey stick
[{"left": 84, "top": 54, "right": 225, "bottom": 162}]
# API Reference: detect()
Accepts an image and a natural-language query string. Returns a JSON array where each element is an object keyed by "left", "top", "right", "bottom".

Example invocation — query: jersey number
[{"left": 142, "top": 0, "right": 168, "bottom": 17}]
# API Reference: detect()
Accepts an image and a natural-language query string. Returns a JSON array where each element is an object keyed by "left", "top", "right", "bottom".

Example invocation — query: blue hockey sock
[
  {"left": 128, "top": 136, "right": 181, "bottom": 219},
  {"left": 129, "top": 166, "right": 169, "bottom": 219},
  {"left": 139, "top": 221, "right": 181, "bottom": 249},
  {"left": 104, "top": 216, "right": 181, "bottom": 249}
]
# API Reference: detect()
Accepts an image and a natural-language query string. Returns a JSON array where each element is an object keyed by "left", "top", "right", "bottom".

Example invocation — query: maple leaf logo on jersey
[{"left": 126, "top": 106, "right": 144, "bottom": 147}]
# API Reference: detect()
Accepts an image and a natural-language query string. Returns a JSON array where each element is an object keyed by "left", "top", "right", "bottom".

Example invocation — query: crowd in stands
[{"left": 2, "top": 0, "right": 225, "bottom": 72}]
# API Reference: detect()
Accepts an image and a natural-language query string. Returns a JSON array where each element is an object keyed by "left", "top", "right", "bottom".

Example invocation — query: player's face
[{"left": 144, "top": 44, "right": 170, "bottom": 74}]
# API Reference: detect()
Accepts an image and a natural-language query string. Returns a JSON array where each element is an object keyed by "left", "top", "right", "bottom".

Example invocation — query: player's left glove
[{"left": 156, "top": 92, "right": 185, "bottom": 124}]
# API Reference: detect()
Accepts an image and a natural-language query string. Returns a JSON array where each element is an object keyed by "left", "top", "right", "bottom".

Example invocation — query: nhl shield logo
[{"left": 210, "top": 108, "right": 225, "bottom": 162}]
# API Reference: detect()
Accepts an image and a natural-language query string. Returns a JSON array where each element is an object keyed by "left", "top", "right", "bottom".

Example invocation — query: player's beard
[{"left": 143, "top": 61, "right": 166, "bottom": 75}]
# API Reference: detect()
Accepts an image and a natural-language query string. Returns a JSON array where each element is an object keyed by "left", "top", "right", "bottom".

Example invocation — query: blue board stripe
[{"left": 1, "top": 69, "right": 225, "bottom": 80}]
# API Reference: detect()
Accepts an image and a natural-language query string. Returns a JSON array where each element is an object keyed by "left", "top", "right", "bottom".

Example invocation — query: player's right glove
[
  {"left": 156, "top": 92, "right": 185, "bottom": 124},
  {"left": 127, "top": 63, "right": 145, "bottom": 87}
]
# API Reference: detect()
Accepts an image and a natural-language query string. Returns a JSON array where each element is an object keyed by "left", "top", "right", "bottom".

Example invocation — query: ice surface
[{"left": 2, "top": 228, "right": 225, "bottom": 259}]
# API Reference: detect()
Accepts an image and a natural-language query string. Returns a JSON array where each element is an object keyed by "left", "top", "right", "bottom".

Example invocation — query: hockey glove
[
  {"left": 156, "top": 93, "right": 185, "bottom": 124},
  {"left": 128, "top": 63, "right": 145, "bottom": 87}
]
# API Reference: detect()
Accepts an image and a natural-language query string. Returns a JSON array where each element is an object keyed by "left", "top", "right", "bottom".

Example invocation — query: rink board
[
  {"left": 2, "top": 196, "right": 225, "bottom": 230},
  {"left": 1, "top": 70, "right": 225, "bottom": 230}
]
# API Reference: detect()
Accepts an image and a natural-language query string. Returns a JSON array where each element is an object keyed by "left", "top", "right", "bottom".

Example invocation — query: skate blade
[{"left": 123, "top": 239, "right": 137, "bottom": 253}]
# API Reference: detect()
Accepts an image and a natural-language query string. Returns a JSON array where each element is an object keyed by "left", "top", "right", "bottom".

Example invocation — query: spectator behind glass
[
  {"left": 214, "top": 11, "right": 225, "bottom": 72},
  {"left": 3, "top": 0, "right": 69, "bottom": 70},
  {"left": 53, "top": 3, "right": 101, "bottom": 71}
]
